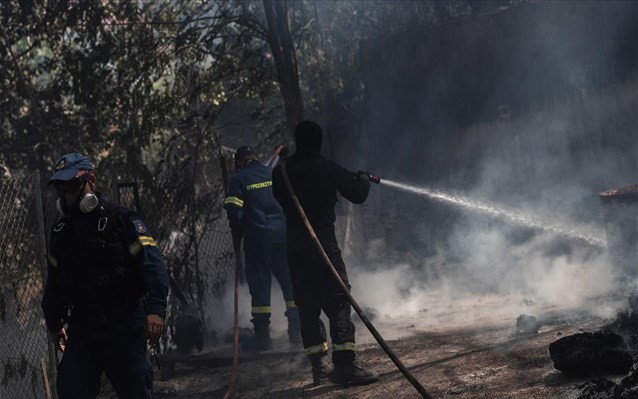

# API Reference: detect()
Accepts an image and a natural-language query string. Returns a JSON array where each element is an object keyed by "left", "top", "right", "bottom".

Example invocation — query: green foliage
[
  {"left": 0, "top": 0, "right": 279, "bottom": 176},
  {"left": 0, "top": 0, "right": 520, "bottom": 342},
  {"left": 0, "top": 0, "right": 518, "bottom": 179},
  {"left": 293, "top": 0, "right": 441, "bottom": 117},
  {"left": 1, "top": 0, "right": 283, "bottom": 349}
]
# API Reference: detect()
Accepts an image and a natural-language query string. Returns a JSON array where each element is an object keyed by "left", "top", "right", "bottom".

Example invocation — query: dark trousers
[
  {"left": 57, "top": 302, "right": 152, "bottom": 399},
  {"left": 288, "top": 246, "right": 356, "bottom": 364},
  {"left": 244, "top": 240, "right": 297, "bottom": 325}
]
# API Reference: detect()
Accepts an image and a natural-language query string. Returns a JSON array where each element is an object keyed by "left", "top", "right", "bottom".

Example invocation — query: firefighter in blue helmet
[
  {"left": 272, "top": 121, "right": 378, "bottom": 386},
  {"left": 224, "top": 146, "right": 301, "bottom": 351},
  {"left": 41, "top": 153, "right": 169, "bottom": 398}
]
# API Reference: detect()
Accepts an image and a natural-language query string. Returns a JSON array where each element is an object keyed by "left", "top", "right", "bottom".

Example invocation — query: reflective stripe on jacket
[{"left": 224, "top": 160, "right": 286, "bottom": 244}]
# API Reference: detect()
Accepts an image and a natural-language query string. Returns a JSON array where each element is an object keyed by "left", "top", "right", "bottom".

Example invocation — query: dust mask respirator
[
  {"left": 56, "top": 192, "right": 98, "bottom": 216},
  {"left": 55, "top": 175, "right": 99, "bottom": 216}
]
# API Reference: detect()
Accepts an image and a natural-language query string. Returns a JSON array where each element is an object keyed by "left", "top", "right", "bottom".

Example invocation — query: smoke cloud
[
  {"left": 346, "top": 1, "right": 637, "bottom": 340},
  {"left": 208, "top": 2, "right": 636, "bottom": 347}
]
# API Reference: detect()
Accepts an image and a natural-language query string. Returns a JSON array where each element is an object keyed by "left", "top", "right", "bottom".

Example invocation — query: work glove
[
  {"left": 357, "top": 170, "right": 371, "bottom": 180},
  {"left": 356, "top": 170, "right": 380, "bottom": 184}
]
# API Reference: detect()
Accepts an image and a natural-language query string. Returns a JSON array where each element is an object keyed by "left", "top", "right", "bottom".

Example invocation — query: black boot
[
  {"left": 241, "top": 323, "right": 273, "bottom": 352},
  {"left": 309, "top": 352, "right": 333, "bottom": 385},
  {"left": 329, "top": 362, "right": 378, "bottom": 385}
]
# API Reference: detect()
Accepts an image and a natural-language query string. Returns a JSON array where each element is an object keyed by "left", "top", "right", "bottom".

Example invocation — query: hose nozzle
[
  {"left": 357, "top": 170, "right": 381, "bottom": 184},
  {"left": 368, "top": 174, "right": 381, "bottom": 184}
]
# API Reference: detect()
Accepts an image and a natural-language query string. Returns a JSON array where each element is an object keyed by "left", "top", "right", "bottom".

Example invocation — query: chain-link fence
[
  {"left": 112, "top": 150, "right": 238, "bottom": 348},
  {"left": 0, "top": 149, "right": 267, "bottom": 397},
  {"left": 0, "top": 174, "right": 53, "bottom": 399}
]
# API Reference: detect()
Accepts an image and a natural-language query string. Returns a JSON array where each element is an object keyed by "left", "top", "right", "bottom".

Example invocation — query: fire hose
[
  {"left": 266, "top": 144, "right": 286, "bottom": 167},
  {"left": 223, "top": 233, "right": 242, "bottom": 399},
  {"left": 281, "top": 162, "right": 433, "bottom": 399}
]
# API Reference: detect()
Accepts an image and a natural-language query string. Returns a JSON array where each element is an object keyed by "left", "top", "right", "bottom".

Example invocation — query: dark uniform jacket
[
  {"left": 41, "top": 194, "right": 169, "bottom": 333},
  {"left": 272, "top": 151, "right": 370, "bottom": 251},
  {"left": 224, "top": 160, "right": 286, "bottom": 246}
]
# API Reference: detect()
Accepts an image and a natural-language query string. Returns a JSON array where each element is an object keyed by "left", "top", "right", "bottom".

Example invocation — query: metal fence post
[{"left": 33, "top": 172, "right": 58, "bottom": 399}]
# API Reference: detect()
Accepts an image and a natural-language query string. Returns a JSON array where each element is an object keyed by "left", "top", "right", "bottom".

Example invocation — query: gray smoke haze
[
  {"left": 344, "top": 79, "right": 637, "bottom": 340},
  {"left": 208, "top": 2, "right": 637, "bottom": 346},
  {"left": 212, "top": 280, "right": 294, "bottom": 341},
  {"left": 343, "top": 1, "right": 637, "bottom": 340}
]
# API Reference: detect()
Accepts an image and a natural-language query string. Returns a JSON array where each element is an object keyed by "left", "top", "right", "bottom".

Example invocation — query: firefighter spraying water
[
  {"left": 272, "top": 120, "right": 432, "bottom": 397},
  {"left": 223, "top": 128, "right": 430, "bottom": 397}
]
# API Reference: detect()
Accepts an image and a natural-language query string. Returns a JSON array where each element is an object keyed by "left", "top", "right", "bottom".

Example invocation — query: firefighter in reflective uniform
[
  {"left": 224, "top": 146, "right": 300, "bottom": 351},
  {"left": 41, "top": 153, "right": 169, "bottom": 399},
  {"left": 272, "top": 121, "right": 379, "bottom": 385}
]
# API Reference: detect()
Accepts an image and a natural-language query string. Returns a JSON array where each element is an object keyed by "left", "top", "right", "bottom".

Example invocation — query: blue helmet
[{"left": 48, "top": 153, "right": 94, "bottom": 184}]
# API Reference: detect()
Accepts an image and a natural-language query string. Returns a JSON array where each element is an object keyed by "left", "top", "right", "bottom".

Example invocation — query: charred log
[{"left": 549, "top": 331, "right": 633, "bottom": 375}]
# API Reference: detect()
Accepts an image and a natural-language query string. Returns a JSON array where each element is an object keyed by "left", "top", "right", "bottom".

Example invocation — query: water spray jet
[
  {"left": 380, "top": 179, "right": 606, "bottom": 248},
  {"left": 281, "top": 165, "right": 433, "bottom": 399}
]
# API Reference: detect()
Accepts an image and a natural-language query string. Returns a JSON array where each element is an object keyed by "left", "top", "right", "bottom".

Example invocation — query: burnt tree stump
[{"left": 549, "top": 331, "right": 633, "bottom": 375}]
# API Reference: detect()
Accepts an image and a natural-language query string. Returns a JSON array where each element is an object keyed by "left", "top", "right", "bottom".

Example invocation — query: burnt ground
[{"left": 148, "top": 295, "right": 631, "bottom": 399}]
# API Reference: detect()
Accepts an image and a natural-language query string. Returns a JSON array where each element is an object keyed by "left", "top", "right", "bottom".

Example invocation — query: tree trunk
[{"left": 262, "top": 0, "right": 304, "bottom": 136}]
